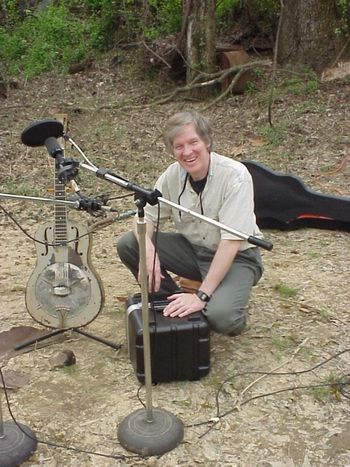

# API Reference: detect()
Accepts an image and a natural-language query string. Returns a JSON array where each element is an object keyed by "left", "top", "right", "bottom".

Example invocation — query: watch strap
[{"left": 196, "top": 290, "right": 211, "bottom": 302}]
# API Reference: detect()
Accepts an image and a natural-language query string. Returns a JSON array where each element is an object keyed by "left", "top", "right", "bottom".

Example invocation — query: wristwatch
[{"left": 196, "top": 290, "right": 211, "bottom": 303}]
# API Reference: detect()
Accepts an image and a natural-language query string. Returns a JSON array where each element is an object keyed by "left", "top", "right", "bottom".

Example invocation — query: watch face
[{"left": 197, "top": 291, "right": 210, "bottom": 302}]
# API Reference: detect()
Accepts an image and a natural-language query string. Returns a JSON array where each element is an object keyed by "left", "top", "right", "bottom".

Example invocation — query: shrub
[{"left": 0, "top": 4, "right": 98, "bottom": 77}]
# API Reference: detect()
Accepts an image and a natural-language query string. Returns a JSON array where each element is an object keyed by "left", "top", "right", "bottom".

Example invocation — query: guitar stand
[{"left": 14, "top": 327, "right": 121, "bottom": 351}]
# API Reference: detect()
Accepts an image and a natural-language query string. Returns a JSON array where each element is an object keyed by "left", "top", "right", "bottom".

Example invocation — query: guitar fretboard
[{"left": 54, "top": 173, "right": 68, "bottom": 244}]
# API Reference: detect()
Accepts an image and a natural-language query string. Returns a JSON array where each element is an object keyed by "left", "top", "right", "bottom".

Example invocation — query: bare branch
[
  {"left": 141, "top": 40, "right": 172, "bottom": 69},
  {"left": 147, "top": 59, "right": 271, "bottom": 108},
  {"left": 201, "top": 68, "right": 248, "bottom": 111},
  {"left": 268, "top": 0, "right": 285, "bottom": 126}
]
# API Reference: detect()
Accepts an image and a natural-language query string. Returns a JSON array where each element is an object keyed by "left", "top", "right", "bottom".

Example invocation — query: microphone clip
[
  {"left": 78, "top": 197, "right": 104, "bottom": 214},
  {"left": 57, "top": 158, "right": 79, "bottom": 183}
]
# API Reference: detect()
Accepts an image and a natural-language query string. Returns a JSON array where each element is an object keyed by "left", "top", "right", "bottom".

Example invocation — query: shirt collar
[{"left": 179, "top": 151, "right": 214, "bottom": 181}]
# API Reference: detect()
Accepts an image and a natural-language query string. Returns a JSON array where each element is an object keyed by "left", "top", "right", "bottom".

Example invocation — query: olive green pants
[{"left": 117, "top": 231, "right": 263, "bottom": 336}]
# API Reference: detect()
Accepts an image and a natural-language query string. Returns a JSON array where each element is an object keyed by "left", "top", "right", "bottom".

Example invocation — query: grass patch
[
  {"left": 274, "top": 283, "right": 298, "bottom": 298},
  {"left": 258, "top": 122, "right": 291, "bottom": 147},
  {"left": 307, "top": 251, "right": 320, "bottom": 259},
  {"left": 2, "top": 177, "right": 40, "bottom": 196},
  {"left": 294, "top": 100, "right": 326, "bottom": 115},
  {"left": 283, "top": 73, "right": 318, "bottom": 96},
  {"left": 318, "top": 307, "right": 330, "bottom": 320},
  {"left": 312, "top": 373, "right": 346, "bottom": 402},
  {"left": 271, "top": 335, "right": 294, "bottom": 352}
]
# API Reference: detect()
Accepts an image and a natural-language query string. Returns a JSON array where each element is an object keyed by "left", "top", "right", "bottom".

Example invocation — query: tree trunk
[
  {"left": 182, "top": 0, "right": 216, "bottom": 98},
  {"left": 277, "top": 0, "right": 344, "bottom": 72}
]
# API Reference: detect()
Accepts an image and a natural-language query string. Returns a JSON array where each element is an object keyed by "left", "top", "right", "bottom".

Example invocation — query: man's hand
[
  {"left": 138, "top": 250, "right": 164, "bottom": 292},
  {"left": 163, "top": 293, "right": 206, "bottom": 317},
  {"left": 134, "top": 217, "right": 164, "bottom": 292}
]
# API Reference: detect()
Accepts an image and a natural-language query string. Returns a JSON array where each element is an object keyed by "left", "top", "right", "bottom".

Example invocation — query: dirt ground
[{"left": 0, "top": 56, "right": 350, "bottom": 466}]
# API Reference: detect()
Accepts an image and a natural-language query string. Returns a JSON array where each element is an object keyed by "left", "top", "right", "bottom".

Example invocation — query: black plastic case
[{"left": 125, "top": 297, "right": 210, "bottom": 383}]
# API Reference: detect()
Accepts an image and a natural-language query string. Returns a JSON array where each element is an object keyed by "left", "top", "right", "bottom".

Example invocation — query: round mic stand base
[
  {"left": 117, "top": 407, "right": 184, "bottom": 456},
  {"left": 0, "top": 421, "right": 37, "bottom": 467}
]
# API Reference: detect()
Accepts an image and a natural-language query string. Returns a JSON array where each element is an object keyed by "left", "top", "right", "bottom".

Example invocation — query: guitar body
[{"left": 25, "top": 219, "right": 104, "bottom": 328}]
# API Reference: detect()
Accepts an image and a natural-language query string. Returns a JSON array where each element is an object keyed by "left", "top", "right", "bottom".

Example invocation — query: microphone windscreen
[
  {"left": 45, "top": 136, "right": 63, "bottom": 157},
  {"left": 21, "top": 119, "right": 64, "bottom": 147}
]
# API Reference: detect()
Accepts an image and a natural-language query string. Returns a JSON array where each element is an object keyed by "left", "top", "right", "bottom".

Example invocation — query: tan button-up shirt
[{"left": 145, "top": 152, "right": 263, "bottom": 251}]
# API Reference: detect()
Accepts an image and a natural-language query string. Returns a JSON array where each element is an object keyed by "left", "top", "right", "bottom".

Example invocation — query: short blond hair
[{"left": 163, "top": 110, "right": 213, "bottom": 154}]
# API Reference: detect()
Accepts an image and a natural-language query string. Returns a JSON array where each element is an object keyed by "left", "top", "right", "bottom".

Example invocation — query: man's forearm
[
  {"left": 133, "top": 217, "right": 155, "bottom": 245},
  {"left": 199, "top": 240, "right": 242, "bottom": 296},
  {"left": 133, "top": 217, "right": 162, "bottom": 291}
]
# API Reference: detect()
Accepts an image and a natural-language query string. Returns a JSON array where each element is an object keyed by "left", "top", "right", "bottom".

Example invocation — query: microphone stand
[
  {"left": 0, "top": 192, "right": 79, "bottom": 208},
  {"left": 75, "top": 159, "right": 273, "bottom": 457},
  {"left": 118, "top": 195, "right": 185, "bottom": 456},
  {"left": 0, "top": 371, "right": 38, "bottom": 466}
]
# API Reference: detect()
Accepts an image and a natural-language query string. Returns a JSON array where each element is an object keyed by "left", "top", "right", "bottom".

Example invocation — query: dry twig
[{"left": 268, "top": 0, "right": 285, "bottom": 126}]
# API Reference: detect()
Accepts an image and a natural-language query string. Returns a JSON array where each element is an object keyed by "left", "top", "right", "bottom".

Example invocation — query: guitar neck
[{"left": 54, "top": 165, "right": 68, "bottom": 244}]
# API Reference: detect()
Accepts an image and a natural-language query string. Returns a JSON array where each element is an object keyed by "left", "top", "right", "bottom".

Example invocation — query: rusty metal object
[{"left": 218, "top": 49, "right": 252, "bottom": 93}]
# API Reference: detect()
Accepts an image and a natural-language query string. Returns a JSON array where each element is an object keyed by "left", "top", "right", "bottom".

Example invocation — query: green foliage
[
  {"left": 216, "top": 0, "right": 239, "bottom": 33},
  {"left": 338, "top": 0, "right": 348, "bottom": 11},
  {"left": 284, "top": 74, "right": 318, "bottom": 95},
  {"left": 318, "top": 307, "right": 330, "bottom": 320},
  {"left": 259, "top": 123, "right": 289, "bottom": 146},
  {"left": 0, "top": 0, "right": 283, "bottom": 79},
  {"left": 244, "top": 81, "right": 257, "bottom": 94},
  {"left": 216, "top": 0, "right": 279, "bottom": 33},
  {"left": 144, "top": 0, "right": 182, "bottom": 39},
  {"left": 2, "top": 177, "right": 39, "bottom": 196},
  {"left": 0, "top": 4, "right": 99, "bottom": 77},
  {"left": 271, "top": 335, "right": 293, "bottom": 351},
  {"left": 337, "top": 0, "right": 350, "bottom": 33},
  {"left": 216, "top": 0, "right": 279, "bottom": 17},
  {"left": 0, "top": 0, "right": 23, "bottom": 29},
  {"left": 274, "top": 283, "right": 298, "bottom": 298},
  {"left": 0, "top": 0, "right": 183, "bottom": 77},
  {"left": 312, "top": 385, "right": 333, "bottom": 401},
  {"left": 312, "top": 373, "right": 345, "bottom": 402},
  {"left": 85, "top": 0, "right": 142, "bottom": 49},
  {"left": 254, "top": 0, "right": 279, "bottom": 14},
  {"left": 216, "top": 0, "right": 240, "bottom": 17},
  {"left": 294, "top": 100, "right": 326, "bottom": 116}
]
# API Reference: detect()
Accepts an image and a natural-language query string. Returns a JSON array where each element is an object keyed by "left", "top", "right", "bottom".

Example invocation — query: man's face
[{"left": 172, "top": 123, "right": 210, "bottom": 181}]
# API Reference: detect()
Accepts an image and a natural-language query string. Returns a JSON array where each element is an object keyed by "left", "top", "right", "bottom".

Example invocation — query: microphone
[
  {"left": 76, "top": 197, "right": 118, "bottom": 214},
  {"left": 21, "top": 119, "right": 64, "bottom": 147},
  {"left": 44, "top": 137, "right": 66, "bottom": 179},
  {"left": 44, "top": 136, "right": 64, "bottom": 159},
  {"left": 21, "top": 119, "right": 78, "bottom": 183},
  {"left": 99, "top": 205, "right": 118, "bottom": 212}
]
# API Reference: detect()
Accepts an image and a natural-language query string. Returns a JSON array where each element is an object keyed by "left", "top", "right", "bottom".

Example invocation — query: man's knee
[
  {"left": 226, "top": 314, "right": 246, "bottom": 336},
  {"left": 205, "top": 305, "right": 246, "bottom": 336},
  {"left": 116, "top": 231, "right": 137, "bottom": 261}
]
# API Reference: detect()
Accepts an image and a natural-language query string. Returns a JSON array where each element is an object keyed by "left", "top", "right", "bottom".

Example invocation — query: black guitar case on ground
[{"left": 242, "top": 161, "right": 350, "bottom": 232}]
